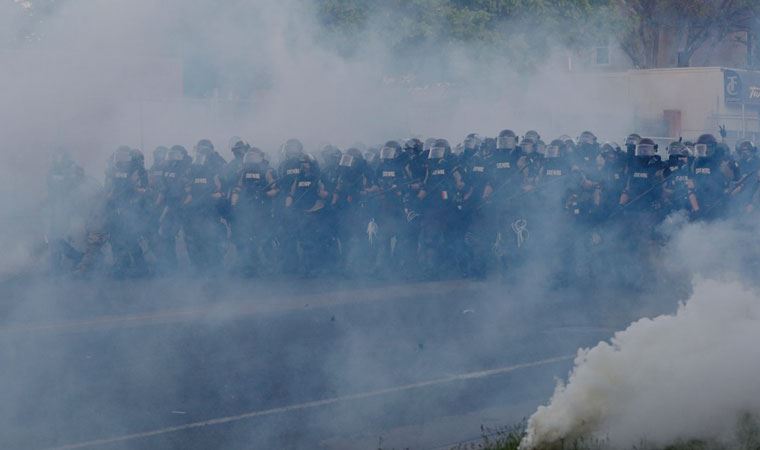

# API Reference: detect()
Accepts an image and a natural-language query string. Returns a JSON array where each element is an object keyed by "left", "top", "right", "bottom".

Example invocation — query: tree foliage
[
  {"left": 615, "top": 0, "right": 760, "bottom": 68},
  {"left": 315, "top": 0, "right": 760, "bottom": 70},
  {"left": 314, "top": 0, "right": 611, "bottom": 72}
]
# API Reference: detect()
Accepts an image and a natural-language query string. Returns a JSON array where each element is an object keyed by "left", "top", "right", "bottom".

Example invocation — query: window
[{"left": 595, "top": 46, "right": 610, "bottom": 65}]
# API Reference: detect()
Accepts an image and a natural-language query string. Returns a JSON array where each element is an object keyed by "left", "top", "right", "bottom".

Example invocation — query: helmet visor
[
  {"left": 243, "top": 150, "right": 264, "bottom": 165},
  {"left": 521, "top": 142, "right": 535, "bottom": 153},
  {"left": 167, "top": 149, "right": 184, "bottom": 161},
  {"left": 428, "top": 146, "right": 446, "bottom": 159},
  {"left": 339, "top": 154, "right": 355, "bottom": 167},
  {"left": 635, "top": 144, "right": 655, "bottom": 156},
  {"left": 546, "top": 145, "right": 560, "bottom": 158},
  {"left": 194, "top": 153, "right": 208, "bottom": 166},
  {"left": 114, "top": 148, "right": 133, "bottom": 163},
  {"left": 464, "top": 136, "right": 480, "bottom": 151},
  {"left": 229, "top": 136, "right": 244, "bottom": 150},
  {"left": 579, "top": 133, "right": 596, "bottom": 145},
  {"left": 380, "top": 146, "right": 398, "bottom": 160},
  {"left": 695, "top": 143, "right": 708, "bottom": 158},
  {"left": 496, "top": 136, "right": 516, "bottom": 150}
]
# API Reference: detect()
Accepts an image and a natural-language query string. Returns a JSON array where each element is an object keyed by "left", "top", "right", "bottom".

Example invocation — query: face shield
[
  {"left": 579, "top": 133, "right": 596, "bottom": 145},
  {"left": 428, "top": 146, "right": 446, "bottom": 159},
  {"left": 464, "top": 136, "right": 480, "bottom": 151},
  {"left": 153, "top": 148, "right": 167, "bottom": 164},
  {"left": 694, "top": 143, "right": 709, "bottom": 158},
  {"left": 339, "top": 154, "right": 355, "bottom": 168},
  {"left": 536, "top": 142, "right": 546, "bottom": 155},
  {"left": 229, "top": 136, "right": 244, "bottom": 150},
  {"left": 167, "top": 149, "right": 184, "bottom": 162},
  {"left": 520, "top": 141, "right": 535, "bottom": 154},
  {"left": 243, "top": 150, "right": 264, "bottom": 165},
  {"left": 546, "top": 145, "right": 560, "bottom": 158},
  {"left": 635, "top": 143, "right": 656, "bottom": 157},
  {"left": 667, "top": 143, "right": 686, "bottom": 157},
  {"left": 114, "top": 148, "right": 133, "bottom": 164},
  {"left": 379, "top": 146, "right": 398, "bottom": 160},
  {"left": 194, "top": 152, "right": 208, "bottom": 166},
  {"left": 231, "top": 142, "right": 249, "bottom": 157},
  {"left": 496, "top": 136, "right": 516, "bottom": 150}
]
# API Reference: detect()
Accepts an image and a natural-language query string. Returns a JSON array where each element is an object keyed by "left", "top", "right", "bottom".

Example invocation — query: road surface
[{"left": 0, "top": 275, "right": 669, "bottom": 449}]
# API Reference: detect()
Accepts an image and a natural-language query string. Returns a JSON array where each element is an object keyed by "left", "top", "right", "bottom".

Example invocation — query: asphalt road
[{"left": 0, "top": 275, "right": 670, "bottom": 450}]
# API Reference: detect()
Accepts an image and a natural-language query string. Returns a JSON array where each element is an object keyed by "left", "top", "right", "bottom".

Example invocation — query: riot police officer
[
  {"left": 105, "top": 146, "right": 148, "bottom": 277},
  {"left": 418, "top": 139, "right": 457, "bottom": 278},
  {"left": 369, "top": 141, "right": 410, "bottom": 276},
  {"left": 285, "top": 154, "right": 329, "bottom": 277},
  {"left": 691, "top": 133, "right": 726, "bottom": 219},
  {"left": 332, "top": 148, "right": 373, "bottom": 276},
  {"left": 183, "top": 140, "right": 226, "bottom": 272},
  {"left": 277, "top": 138, "right": 307, "bottom": 274},
  {"left": 230, "top": 147, "right": 279, "bottom": 276},
  {"left": 156, "top": 145, "right": 191, "bottom": 272}
]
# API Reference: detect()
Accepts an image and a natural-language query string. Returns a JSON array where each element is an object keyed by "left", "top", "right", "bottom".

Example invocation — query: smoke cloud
[{"left": 522, "top": 217, "right": 760, "bottom": 449}]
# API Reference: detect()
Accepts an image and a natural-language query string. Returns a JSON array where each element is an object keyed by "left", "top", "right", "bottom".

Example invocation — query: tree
[{"left": 614, "top": 0, "right": 760, "bottom": 69}]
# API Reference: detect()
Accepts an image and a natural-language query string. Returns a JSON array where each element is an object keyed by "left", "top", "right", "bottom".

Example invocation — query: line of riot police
[{"left": 46, "top": 129, "right": 760, "bottom": 280}]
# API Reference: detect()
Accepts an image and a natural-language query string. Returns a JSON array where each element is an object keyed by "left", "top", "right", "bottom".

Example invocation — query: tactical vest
[
  {"left": 542, "top": 158, "right": 567, "bottom": 178},
  {"left": 189, "top": 164, "right": 217, "bottom": 203},
  {"left": 426, "top": 160, "right": 453, "bottom": 202},
  {"left": 491, "top": 150, "right": 514, "bottom": 180},
  {"left": 377, "top": 161, "right": 405, "bottom": 191},
  {"left": 292, "top": 172, "right": 320, "bottom": 210},
  {"left": 108, "top": 164, "right": 137, "bottom": 200},
  {"left": 627, "top": 157, "right": 659, "bottom": 197}
]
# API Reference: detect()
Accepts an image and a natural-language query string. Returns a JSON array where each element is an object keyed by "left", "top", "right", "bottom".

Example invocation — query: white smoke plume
[{"left": 521, "top": 275, "right": 760, "bottom": 449}]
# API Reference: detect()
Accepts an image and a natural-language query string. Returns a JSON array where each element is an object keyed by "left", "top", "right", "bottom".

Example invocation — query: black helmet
[
  {"left": 600, "top": 142, "right": 617, "bottom": 154},
  {"left": 167, "top": 145, "right": 186, "bottom": 162},
  {"left": 229, "top": 136, "right": 251, "bottom": 158},
  {"left": 243, "top": 147, "right": 265, "bottom": 165},
  {"left": 480, "top": 137, "right": 496, "bottom": 157},
  {"left": 667, "top": 141, "right": 688, "bottom": 156},
  {"left": 113, "top": 145, "right": 133, "bottom": 164},
  {"left": 404, "top": 138, "right": 423, "bottom": 156},
  {"left": 320, "top": 145, "right": 342, "bottom": 165},
  {"left": 736, "top": 139, "right": 756, "bottom": 155},
  {"left": 196, "top": 139, "right": 214, "bottom": 153},
  {"left": 380, "top": 140, "right": 402, "bottom": 160},
  {"left": 535, "top": 139, "right": 546, "bottom": 155},
  {"left": 695, "top": 134, "right": 718, "bottom": 158},
  {"left": 546, "top": 139, "right": 564, "bottom": 158},
  {"left": 428, "top": 138, "right": 451, "bottom": 160},
  {"left": 463, "top": 133, "right": 482, "bottom": 152},
  {"left": 635, "top": 138, "right": 658, "bottom": 157},
  {"left": 339, "top": 148, "right": 363, "bottom": 168},
  {"left": 131, "top": 148, "right": 145, "bottom": 167},
  {"left": 153, "top": 146, "right": 168, "bottom": 164},
  {"left": 524, "top": 130, "right": 541, "bottom": 142},
  {"left": 519, "top": 137, "right": 536, "bottom": 153},
  {"left": 497, "top": 129, "right": 517, "bottom": 150},
  {"left": 578, "top": 131, "right": 597, "bottom": 145},
  {"left": 696, "top": 134, "right": 718, "bottom": 146},
  {"left": 282, "top": 139, "right": 304, "bottom": 160},
  {"left": 423, "top": 137, "right": 437, "bottom": 152},
  {"left": 625, "top": 133, "right": 641, "bottom": 147},
  {"left": 364, "top": 147, "right": 380, "bottom": 164}
]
